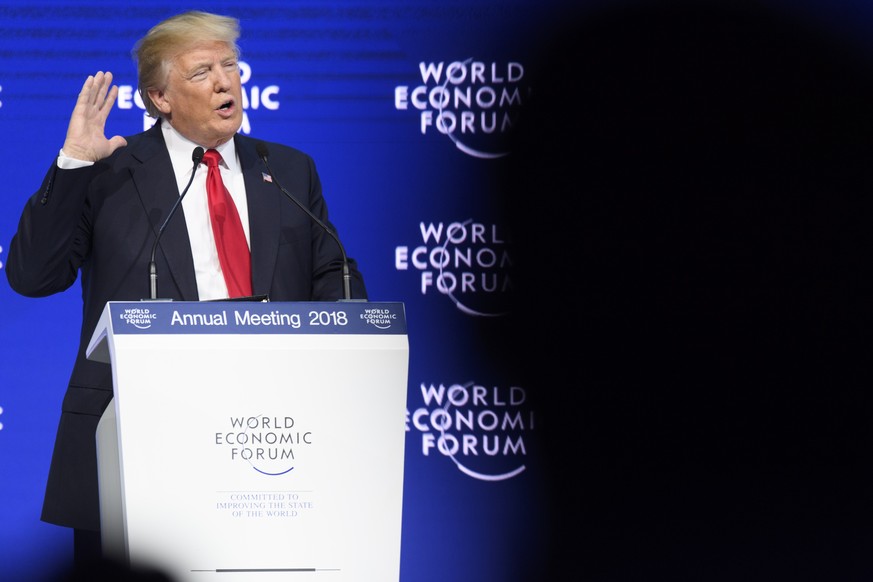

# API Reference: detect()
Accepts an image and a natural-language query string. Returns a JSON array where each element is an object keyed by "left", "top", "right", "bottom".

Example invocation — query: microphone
[
  {"left": 148, "top": 146, "right": 205, "bottom": 300},
  {"left": 256, "top": 141, "right": 353, "bottom": 301}
]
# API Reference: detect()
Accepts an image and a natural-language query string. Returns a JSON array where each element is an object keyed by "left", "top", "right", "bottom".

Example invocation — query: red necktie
[{"left": 202, "top": 149, "right": 252, "bottom": 298}]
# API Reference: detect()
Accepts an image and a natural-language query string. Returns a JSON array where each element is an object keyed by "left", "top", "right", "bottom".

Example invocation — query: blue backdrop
[{"left": 3, "top": 1, "right": 873, "bottom": 581}]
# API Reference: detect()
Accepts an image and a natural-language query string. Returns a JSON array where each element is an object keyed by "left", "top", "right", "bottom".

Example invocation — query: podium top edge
[{"left": 99, "top": 301, "right": 407, "bottom": 336}]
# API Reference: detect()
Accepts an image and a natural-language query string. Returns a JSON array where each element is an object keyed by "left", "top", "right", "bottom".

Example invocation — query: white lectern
[{"left": 87, "top": 301, "right": 408, "bottom": 582}]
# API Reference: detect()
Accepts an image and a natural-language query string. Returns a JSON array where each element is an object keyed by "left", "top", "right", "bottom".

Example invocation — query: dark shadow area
[
  {"left": 38, "top": 556, "right": 175, "bottom": 582},
  {"left": 496, "top": 1, "right": 873, "bottom": 579}
]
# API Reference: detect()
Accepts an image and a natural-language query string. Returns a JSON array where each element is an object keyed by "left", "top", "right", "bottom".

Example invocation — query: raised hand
[{"left": 61, "top": 71, "right": 128, "bottom": 162}]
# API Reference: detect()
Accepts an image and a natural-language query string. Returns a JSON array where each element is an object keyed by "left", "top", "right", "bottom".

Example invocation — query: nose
[{"left": 213, "top": 66, "right": 233, "bottom": 91}]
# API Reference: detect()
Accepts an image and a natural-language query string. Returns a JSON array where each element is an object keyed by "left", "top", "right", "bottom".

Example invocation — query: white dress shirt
[{"left": 161, "top": 122, "right": 250, "bottom": 300}]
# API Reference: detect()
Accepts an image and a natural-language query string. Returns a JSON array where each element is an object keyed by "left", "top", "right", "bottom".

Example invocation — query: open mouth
[{"left": 217, "top": 99, "right": 234, "bottom": 111}]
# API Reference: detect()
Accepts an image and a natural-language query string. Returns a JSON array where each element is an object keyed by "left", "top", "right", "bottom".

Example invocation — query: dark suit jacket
[{"left": 5, "top": 120, "right": 366, "bottom": 530}]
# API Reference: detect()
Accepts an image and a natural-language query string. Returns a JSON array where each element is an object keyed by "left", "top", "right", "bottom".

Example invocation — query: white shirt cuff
[{"left": 57, "top": 149, "right": 94, "bottom": 169}]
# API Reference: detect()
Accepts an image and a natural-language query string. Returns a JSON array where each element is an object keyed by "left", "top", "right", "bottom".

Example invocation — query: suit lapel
[
  {"left": 237, "top": 135, "right": 281, "bottom": 297},
  {"left": 131, "top": 123, "right": 199, "bottom": 300}
]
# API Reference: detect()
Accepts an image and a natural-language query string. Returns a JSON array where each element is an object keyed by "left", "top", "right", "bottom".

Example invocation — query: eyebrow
[{"left": 180, "top": 55, "right": 237, "bottom": 77}]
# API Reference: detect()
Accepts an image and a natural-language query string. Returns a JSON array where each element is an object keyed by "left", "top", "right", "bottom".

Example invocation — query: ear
[{"left": 148, "top": 88, "right": 171, "bottom": 115}]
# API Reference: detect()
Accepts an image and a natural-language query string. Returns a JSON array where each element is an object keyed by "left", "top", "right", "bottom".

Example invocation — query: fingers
[
  {"left": 79, "top": 71, "right": 116, "bottom": 113},
  {"left": 64, "top": 71, "right": 123, "bottom": 162},
  {"left": 94, "top": 72, "right": 114, "bottom": 109}
]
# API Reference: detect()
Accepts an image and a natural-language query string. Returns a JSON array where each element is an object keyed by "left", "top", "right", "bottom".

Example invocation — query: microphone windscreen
[{"left": 255, "top": 141, "right": 270, "bottom": 160}]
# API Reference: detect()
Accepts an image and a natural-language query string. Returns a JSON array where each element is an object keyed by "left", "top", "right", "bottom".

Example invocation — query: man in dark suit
[{"left": 4, "top": 10, "right": 365, "bottom": 573}]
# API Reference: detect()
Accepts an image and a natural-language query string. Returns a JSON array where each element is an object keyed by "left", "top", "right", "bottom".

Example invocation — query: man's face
[{"left": 150, "top": 41, "right": 244, "bottom": 148}]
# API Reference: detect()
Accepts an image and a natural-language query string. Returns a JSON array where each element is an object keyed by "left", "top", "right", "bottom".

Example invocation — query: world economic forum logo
[
  {"left": 394, "top": 58, "right": 529, "bottom": 159},
  {"left": 395, "top": 218, "right": 512, "bottom": 317},
  {"left": 360, "top": 306, "right": 401, "bottom": 329},
  {"left": 407, "top": 381, "right": 534, "bottom": 481},
  {"left": 118, "top": 307, "right": 157, "bottom": 329},
  {"left": 215, "top": 414, "right": 313, "bottom": 477}
]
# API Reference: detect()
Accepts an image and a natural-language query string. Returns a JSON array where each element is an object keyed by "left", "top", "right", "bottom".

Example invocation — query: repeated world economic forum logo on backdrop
[
  {"left": 393, "top": 58, "right": 527, "bottom": 318},
  {"left": 394, "top": 58, "right": 536, "bottom": 483}
]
